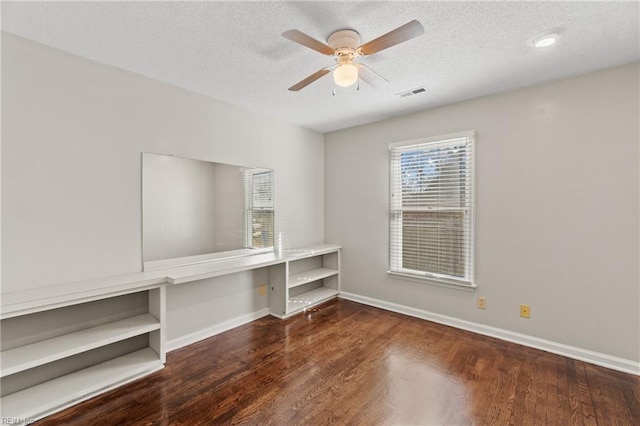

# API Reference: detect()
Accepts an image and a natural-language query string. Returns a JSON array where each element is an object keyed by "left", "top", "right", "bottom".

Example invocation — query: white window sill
[{"left": 387, "top": 271, "right": 477, "bottom": 292}]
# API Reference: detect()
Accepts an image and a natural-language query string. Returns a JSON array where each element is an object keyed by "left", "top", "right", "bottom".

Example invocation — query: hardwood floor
[{"left": 39, "top": 299, "right": 639, "bottom": 425}]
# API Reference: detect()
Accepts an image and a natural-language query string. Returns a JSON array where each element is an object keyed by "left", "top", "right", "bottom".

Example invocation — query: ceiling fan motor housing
[{"left": 328, "top": 29, "right": 361, "bottom": 59}]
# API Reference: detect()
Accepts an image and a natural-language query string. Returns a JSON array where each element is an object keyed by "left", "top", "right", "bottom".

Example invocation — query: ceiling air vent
[{"left": 397, "top": 86, "right": 428, "bottom": 98}]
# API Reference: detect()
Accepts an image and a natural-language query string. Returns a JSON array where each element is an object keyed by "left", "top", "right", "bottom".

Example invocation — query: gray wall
[
  {"left": 325, "top": 63, "right": 640, "bottom": 362},
  {"left": 2, "top": 34, "right": 324, "bottom": 341}
]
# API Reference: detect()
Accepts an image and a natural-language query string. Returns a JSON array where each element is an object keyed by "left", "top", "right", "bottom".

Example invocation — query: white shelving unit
[
  {"left": 269, "top": 245, "right": 341, "bottom": 318},
  {"left": 0, "top": 286, "right": 166, "bottom": 422},
  {"left": 288, "top": 268, "right": 338, "bottom": 289},
  {"left": 287, "top": 286, "right": 339, "bottom": 313},
  {"left": 1, "top": 348, "right": 161, "bottom": 421},
  {"left": 0, "top": 243, "right": 338, "bottom": 422}
]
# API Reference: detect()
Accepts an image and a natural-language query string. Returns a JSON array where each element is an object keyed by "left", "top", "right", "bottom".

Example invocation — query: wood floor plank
[
  {"left": 586, "top": 362, "right": 640, "bottom": 425},
  {"left": 564, "top": 359, "right": 598, "bottom": 426},
  {"left": 35, "top": 299, "right": 640, "bottom": 425}
]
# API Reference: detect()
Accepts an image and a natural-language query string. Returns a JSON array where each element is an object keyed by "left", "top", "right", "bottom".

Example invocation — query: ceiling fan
[{"left": 282, "top": 20, "right": 424, "bottom": 91}]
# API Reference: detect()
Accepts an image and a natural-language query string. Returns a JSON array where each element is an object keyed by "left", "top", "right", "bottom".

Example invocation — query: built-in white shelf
[
  {"left": 166, "top": 244, "right": 341, "bottom": 285},
  {"left": 1, "top": 314, "right": 160, "bottom": 378},
  {"left": 271, "top": 246, "right": 341, "bottom": 318},
  {"left": 287, "top": 287, "right": 340, "bottom": 315},
  {"left": 1, "top": 348, "right": 163, "bottom": 421},
  {"left": 0, "top": 285, "right": 166, "bottom": 423},
  {"left": 0, "top": 243, "right": 339, "bottom": 422},
  {"left": 0, "top": 244, "right": 341, "bottom": 319},
  {"left": 288, "top": 268, "right": 338, "bottom": 289}
]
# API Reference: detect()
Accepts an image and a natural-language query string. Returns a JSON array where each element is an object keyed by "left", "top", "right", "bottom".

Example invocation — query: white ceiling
[{"left": 2, "top": 1, "right": 639, "bottom": 133}]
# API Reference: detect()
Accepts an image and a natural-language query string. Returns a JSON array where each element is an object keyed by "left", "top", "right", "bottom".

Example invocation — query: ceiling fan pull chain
[{"left": 332, "top": 88, "right": 336, "bottom": 96}]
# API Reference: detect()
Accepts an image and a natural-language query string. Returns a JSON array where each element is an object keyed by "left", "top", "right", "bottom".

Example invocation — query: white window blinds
[
  {"left": 389, "top": 132, "right": 475, "bottom": 287},
  {"left": 243, "top": 169, "right": 274, "bottom": 249}
]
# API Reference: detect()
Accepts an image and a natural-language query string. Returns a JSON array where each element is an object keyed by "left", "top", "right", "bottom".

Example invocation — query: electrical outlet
[
  {"left": 477, "top": 297, "right": 487, "bottom": 310},
  {"left": 259, "top": 284, "right": 267, "bottom": 296},
  {"left": 520, "top": 304, "right": 530, "bottom": 318}
]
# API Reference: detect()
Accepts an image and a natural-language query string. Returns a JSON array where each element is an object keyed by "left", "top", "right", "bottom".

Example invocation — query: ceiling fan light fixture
[
  {"left": 333, "top": 63, "right": 358, "bottom": 87},
  {"left": 282, "top": 20, "right": 424, "bottom": 91}
]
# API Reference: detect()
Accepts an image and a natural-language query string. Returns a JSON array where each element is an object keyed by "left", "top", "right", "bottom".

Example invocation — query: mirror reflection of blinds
[
  {"left": 252, "top": 171, "right": 274, "bottom": 208},
  {"left": 389, "top": 133, "right": 474, "bottom": 286},
  {"left": 244, "top": 170, "right": 274, "bottom": 249}
]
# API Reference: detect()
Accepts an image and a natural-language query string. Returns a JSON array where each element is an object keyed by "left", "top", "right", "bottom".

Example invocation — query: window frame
[{"left": 388, "top": 131, "right": 476, "bottom": 291}]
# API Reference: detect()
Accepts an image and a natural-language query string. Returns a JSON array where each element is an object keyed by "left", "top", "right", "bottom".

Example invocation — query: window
[
  {"left": 389, "top": 131, "right": 475, "bottom": 288},
  {"left": 243, "top": 169, "right": 274, "bottom": 249}
]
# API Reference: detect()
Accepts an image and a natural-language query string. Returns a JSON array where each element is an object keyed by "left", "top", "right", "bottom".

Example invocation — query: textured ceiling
[{"left": 2, "top": 1, "right": 639, "bottom": 133}]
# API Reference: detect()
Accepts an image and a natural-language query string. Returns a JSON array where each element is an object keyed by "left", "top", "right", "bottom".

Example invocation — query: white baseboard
[
  {"left": 339, "top": 292, "right": 640, "bottom": 376},
  {"left": 167, "top": 308, "right": 271, "bottom": 352}
]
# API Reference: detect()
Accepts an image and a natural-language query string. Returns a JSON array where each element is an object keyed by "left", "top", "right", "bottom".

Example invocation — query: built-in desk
[{"left": 0, "top": 244, "right": 340, "bottom": 422}]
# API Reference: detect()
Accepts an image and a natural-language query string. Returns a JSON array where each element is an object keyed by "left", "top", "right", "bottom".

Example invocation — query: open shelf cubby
[
  {"left": 0, "top": 286, "right": 166, "bottom": 422},
  {"left": 269, "top": 246, "right": 340, "bottom": 318}
]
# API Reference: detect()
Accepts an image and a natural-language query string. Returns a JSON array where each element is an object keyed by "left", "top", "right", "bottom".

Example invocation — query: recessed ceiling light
[
  {"left": 534, "top": 33, "right": 559, "bottom": 48},
  {"left": 529, "top": 29, "right": 564, "bottom": 49}
]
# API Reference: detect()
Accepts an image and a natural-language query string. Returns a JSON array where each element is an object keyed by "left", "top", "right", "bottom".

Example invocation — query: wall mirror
[{"left": 142, "top": 153, "right": 274, "bottom": 270}]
